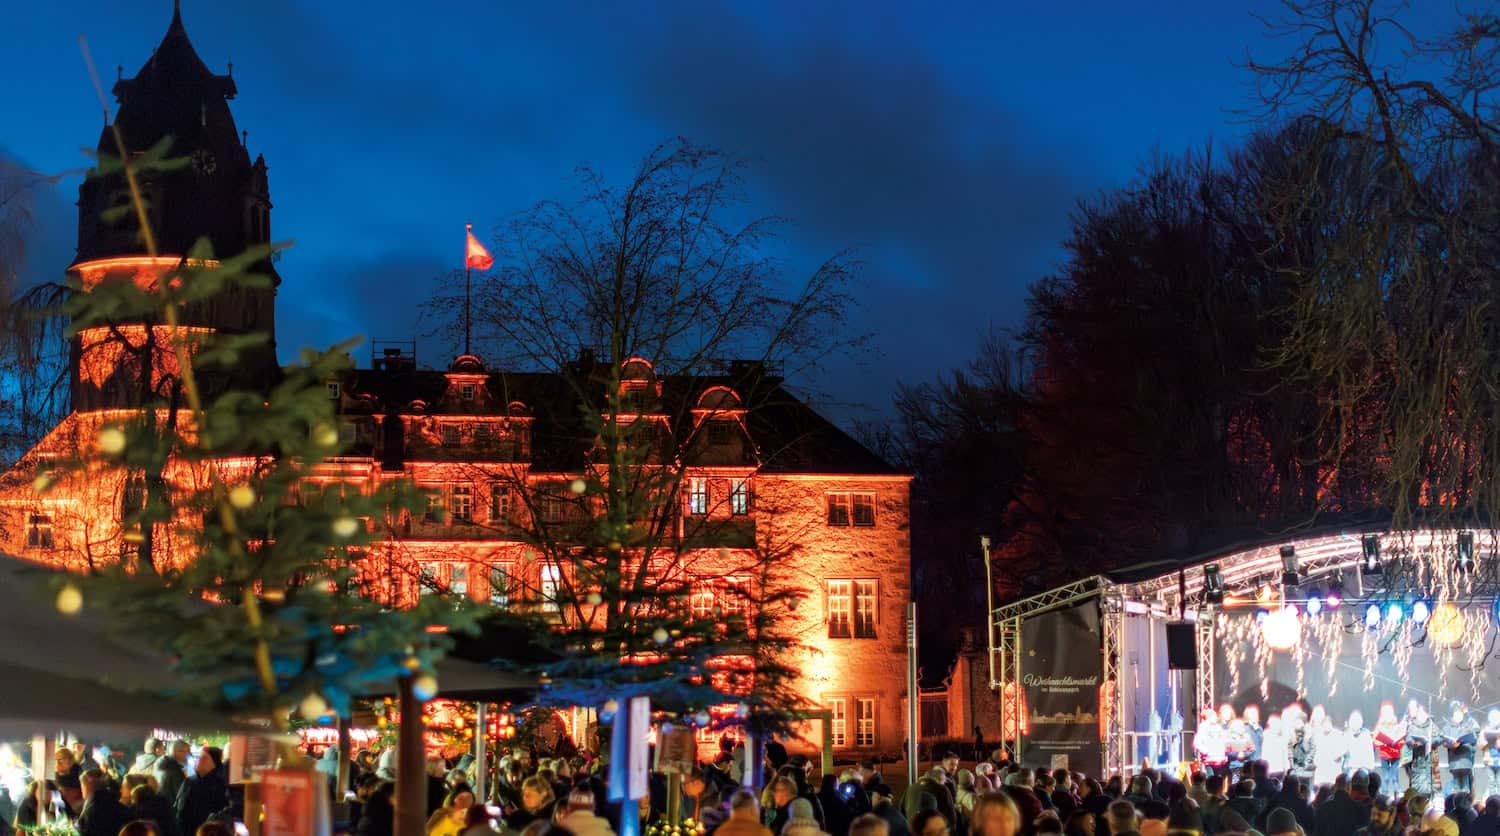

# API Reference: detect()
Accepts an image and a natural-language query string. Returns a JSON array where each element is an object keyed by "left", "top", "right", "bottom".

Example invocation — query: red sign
[{"left": 262, "top": 770, "right": 319, "bottom": 836}]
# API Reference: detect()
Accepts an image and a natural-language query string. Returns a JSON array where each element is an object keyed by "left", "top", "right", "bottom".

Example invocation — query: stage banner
[{"left": 1020, "top": 601, "right": 1103, "bottom": 775}]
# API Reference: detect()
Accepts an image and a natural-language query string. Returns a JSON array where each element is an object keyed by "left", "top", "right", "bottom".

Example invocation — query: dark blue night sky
[{"left": 0, "top": 1, "right": 1451, "bottom": 421}]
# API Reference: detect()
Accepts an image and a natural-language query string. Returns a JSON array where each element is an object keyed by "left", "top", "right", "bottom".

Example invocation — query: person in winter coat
[
  {"left": 130, "top": 741, "right": 164, "bottom": 780},
  {"left": 1441, "top": 702, "right": 1482, "bottom": 795},
  {"left": 1373, "top": 703, "right": 1406, "bottom": 794},
  {"left": 1195, "top": 710, "right": 1228, "bottom": 777},
  {"left": 174, "top": 746, "right": 228, "bottom": 836},
  {"left": 1312, "top": 774, "right": 1368, "bottom": 836},
  {"left": 1352, "top": 795, "right": 1402, "bottom": 836},
  {"left": 1345, "top": 711, "right": 1378, "bottom": 776},
  {"left": 426, "top": 786, "right": 476, "bottom": 836},
  {"left": 77, "top": 769, "right": 132, "bottom": 836},
  {"left": 357, "top": 782, "right": 396, "bottom": 836},
  {"left": 458, "top": 804, "right": 501, "bottom": 836},
  {"left": 817, "top": 774, "right": 853, "bottom": 836},
  {"left": 1311, "top": 713, "right": 1346, "bottom": 789},
  {"left": 1407, "top": 701, "right": 1438, "bottom": 796},
  {"left": 129, "top": 782, "right": 180, "bottom": 836},
  {"left": 717, "top": 791, "right": 774, "bottom": 836},
  {"left": 1265, "top": 775, "right": 1315, "bottom": 835},
  {"left": 503, "top": 777, "right": 555, "bottom": 832},
  {"left": 557, "top": 788, "right": 615, "bottom": 836},
  {"left": 155, "top": 742, "right": 189, "bottom": 808},
  {"left": 869, "top": 786, "right": 911, "bottom": 836}
]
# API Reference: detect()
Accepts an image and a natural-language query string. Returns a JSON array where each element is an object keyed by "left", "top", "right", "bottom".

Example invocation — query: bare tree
[
  {"left": 1245, "top": 0, "right": 1500, "bottom": 521},
  {"left": 420, "top": 139, "right": 864, "bottom": 725}
]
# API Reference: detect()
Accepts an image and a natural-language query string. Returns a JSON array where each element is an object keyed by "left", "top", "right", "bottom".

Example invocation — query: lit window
[
  {"left": 730, "top": 479, "right": 750, "bottom": 515},
  {"left": 442, "top": 425, "right": 460, "bottom": 446},
  {"left": 450, "top": 564, "right": 468, "bottom": 596},
  {"left": 852, "top": 493, "right": 876, "bottom": 526},
  {"left": 829, "top": 699, "right": 847, "bottom": 748},
  {"left": 707, "top": 421, "right": 733, "bottom": 445},
  {"left": 827, "top": 580, "right": 852, "bottom": 638},
  {"left": 690, "top": 580, "right": 717, "bottom": 620},
  {"left": 418, "top": 565, "right": 437, "bottom": 597},
  {"left": 326, "top": 381, "right": 340, "bottom": 400},
  {"left": 460, "top": 383, "right": 475, "bottom": 401},
  {"left": 490, "top": 483, "right": 511, "bottom": 523},
  {"left": 450, "top": 485, "right": 473, "bottom": 522},
  {"left": 854, "top": 580, "right": 877, "bottom": 638},
  {"left": 826, "top": 494, "right": 850, "bottom": 527},
  {"left": 540, "top": 563, "right": 563, "bottom": 612},
  {"left": 687, "top": 478, "right": 708, "bottom": 516},
  {"left": 26, "top": 514, "right": 54, "bottom": 550},
  {"left": 489, "top": 565, "right": 511, "bottom": 607},
  {"left": 856, "top": 698, "right": 876, "bottom": 747}
]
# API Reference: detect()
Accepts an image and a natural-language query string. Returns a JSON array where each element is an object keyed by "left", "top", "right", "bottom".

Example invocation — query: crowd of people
[
  {"left": 17, "top": 731, "right": 1500, "bottom": 836},
  {"left": 0, "top": 738, "right": 230, "bottom": 836}
]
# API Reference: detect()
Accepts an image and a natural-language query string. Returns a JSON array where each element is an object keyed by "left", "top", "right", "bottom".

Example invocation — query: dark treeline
[{"left": 895, "top": 119, "right": 1490, "bottom": 674}]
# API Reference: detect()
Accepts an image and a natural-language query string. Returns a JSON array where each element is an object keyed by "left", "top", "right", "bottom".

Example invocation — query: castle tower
[{"left": 71, "top": 1, "right": 278, "bottom": 410}]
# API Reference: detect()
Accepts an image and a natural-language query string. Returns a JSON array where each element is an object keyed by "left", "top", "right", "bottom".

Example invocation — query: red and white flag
[{"left": 465, "top": 228, "right": 494, "bottom": 270}]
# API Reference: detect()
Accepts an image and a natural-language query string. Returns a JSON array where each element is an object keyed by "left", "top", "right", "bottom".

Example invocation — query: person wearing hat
[
  {"left": 1312, "top": 773, "right": 1367, "bottom": 836},
  {"left": 1264, "top": 807, "right": 1300, "bottom": 836},
  {"left": 869, "top": 783, "right": 911, "bottom": 836}
]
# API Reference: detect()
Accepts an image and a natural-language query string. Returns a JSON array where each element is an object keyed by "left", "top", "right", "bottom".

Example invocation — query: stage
[{"left": 988, "top": 527, "right": 1500, "bottom": 787}]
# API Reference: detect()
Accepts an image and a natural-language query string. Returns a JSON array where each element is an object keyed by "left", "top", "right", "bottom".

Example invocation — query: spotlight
[
  {"left": 1457, "top": 531, "right": 1475, "bottom": 572},
  {"left": 1364, "top": 602, "right": 1382, "bottom": 629},
  {"left": 1327, "top": 573, "right": 1345, "bottom": 609},
  {"left": 1412, "top": 600, "right": 1431, "bottom": 625},
  {"left": 1204, "top": 564, "right": 1225, "bottom": 604},
  {"left": 1361, "top": 534, "right": 1382, "bottom": 576},
  {"left": 1254, "top": 608, "right": 1269, "bottom": 624},
  {"left": 1387, "top": 602, "right": 1404, "bottom": 625},
  {"left": 1306, "top": 591, "right": 1323, "bottom": 616},
  {"left": 1280, "top": 545, "right": 1300, "bottom": 588}
]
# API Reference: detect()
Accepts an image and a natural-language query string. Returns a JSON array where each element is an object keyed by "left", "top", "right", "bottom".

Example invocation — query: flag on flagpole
[{"left": 465, "top": 228, "right": 494, "bottom": 270}]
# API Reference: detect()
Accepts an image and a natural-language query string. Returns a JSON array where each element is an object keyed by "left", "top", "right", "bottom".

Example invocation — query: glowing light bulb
[
  {"left": 1262, "top": 605, "right": 1300, "bottom": 651},
  {"left": 55, "top": 583, "right": 83, "bottom": 615},
  {"left": 1365, "top": 603, "right": 1382, "bottom": 629},
  {"left": 1306, "top": 594, "right": 1323, "bottom": 616},
  {"left": 1413, "top": 600, "right": 1431, "bottom": 625},
  {"left": 1387, "top": 602, "right": 1404, "bottom": 625}
]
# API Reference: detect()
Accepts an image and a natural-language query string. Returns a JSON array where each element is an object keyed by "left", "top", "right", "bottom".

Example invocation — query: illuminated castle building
[{"left": 0, "top": 6, "right": 912, "bottom": 755}]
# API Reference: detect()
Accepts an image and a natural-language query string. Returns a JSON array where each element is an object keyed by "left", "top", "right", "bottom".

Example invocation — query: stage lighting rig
[
  {"left": 1280, "top": 545, "right": 1300, "bottom": 589},
  {"left": 1457, "top": 531, "right": 1475, "bottom": 573},
  {"left": 1361, "top": 534, "right": 1382, "bottom": 576},
  {"left": 1203, "top": 564, "right": 1225, "bottom": 604}
]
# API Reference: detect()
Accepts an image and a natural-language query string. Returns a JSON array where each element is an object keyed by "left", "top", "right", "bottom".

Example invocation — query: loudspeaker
[{"left": 1165, "top": 621, "right": 1197, "bottom": 670}]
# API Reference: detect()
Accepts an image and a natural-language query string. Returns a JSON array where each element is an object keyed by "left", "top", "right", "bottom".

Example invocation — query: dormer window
[
  {"left": 707, "top": 421, "right": 733, "bottom": 445},
  {"left": 460, "top": 384, "right": 475, "bottom": 401},
  {"left": 326, "top": 382, "right": 341, "bottom": 400}
]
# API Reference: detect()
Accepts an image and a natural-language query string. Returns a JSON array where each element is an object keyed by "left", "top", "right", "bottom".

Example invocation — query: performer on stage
[
  {"left": 1406, "top": 700, "right": 1436, "bottom": 796},
  {"left": 1261, "top": 713, "right": 1291, "bottom": 778},
  {"left": 1194, "top": 707, "right": 1228, "bottom": 776},
  {"left": 1441, "top": 700, "right": 1481, "bottom": 795},
  {"left": 1244, "top": 705, "right": 1263, "bottom": 762},
  {"left": 1312, "top": 708, "right": 1347, "bottom": 788},
  {"left": 1289, "top": 705, "right": 1316, "bottom": 785},
  {"left": 1482, "top": 709, "right": 1500, "bottom": 792},
  {"left": 1346, "top": 709, "right": 1377, "bottom": 778},
  {"left": 1224, "top": 704, "right": 1256, "bottom": 777},
  {"left": 1374, "top": 701, "right": 1406, "bottom": 793}
]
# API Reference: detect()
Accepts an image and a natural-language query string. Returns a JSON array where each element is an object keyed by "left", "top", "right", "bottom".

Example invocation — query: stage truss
[{"left": 988, "top": 527, "right": 1497, "bottom": 776}]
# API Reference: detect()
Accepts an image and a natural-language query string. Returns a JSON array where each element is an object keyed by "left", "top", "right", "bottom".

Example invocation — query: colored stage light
[
  {"left": 1430, "top": 602, "right": 1465, "bottom": 647},
  {"left": 1365, "top": 603, "right": 1382, "bottom": 628},
  {"left": 1254, "top": 609, "right": 1269, "bottom": 623},
  {"left": 1387, "top": 602, "right": 1404, "bottom": 624},
  {"left": 1413, "top": 600, "right": 1431, "bottom": 625},
  {"left": 1203, "top": 564, "right": 1225, "bottom": 604},
  {"left": 1306, "top": 593, "right": 1323, "bottom": 616}
]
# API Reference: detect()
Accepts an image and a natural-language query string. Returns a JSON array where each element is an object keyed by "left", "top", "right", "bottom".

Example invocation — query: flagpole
[{"left": 464, "top": 222, "right": 472, "bottom": 356}]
